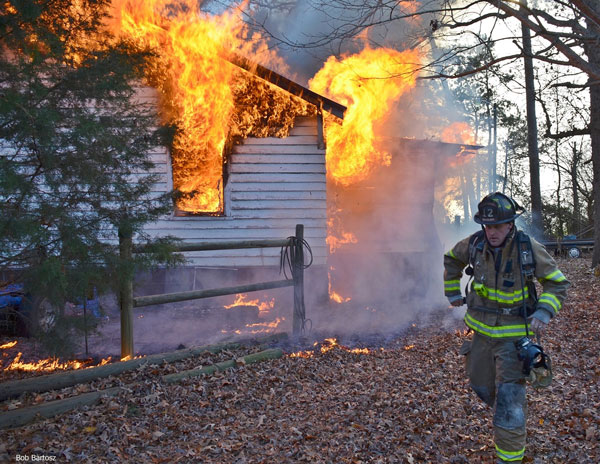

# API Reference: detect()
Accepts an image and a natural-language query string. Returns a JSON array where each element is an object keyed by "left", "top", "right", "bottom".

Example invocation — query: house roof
[{"left": 227, "top": 53, "right": 347, "bottom": 119}]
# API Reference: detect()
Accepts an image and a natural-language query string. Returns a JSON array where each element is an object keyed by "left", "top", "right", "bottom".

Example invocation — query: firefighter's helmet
[{"left": 474, "top": 192, "right": 524, "bottom": 225}]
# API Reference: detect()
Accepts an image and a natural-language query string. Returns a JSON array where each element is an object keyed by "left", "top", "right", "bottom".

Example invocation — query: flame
[
  {"left": 441, "top": 122, "right": 476, "bottom": 145},
  {"left": 220, "top": 292, "right": 281, "bottom": 336},
  {"left": 350, "top": 347, "right": 371, "bottom": 354},
  {"left": 242, "top": 317, "right": 283, "bottom": 334},
  {"left": 328, "top": 269, "right": 351, "bottom": 303},
  {"left": 0, "top": 340, "right": 18, "bottom": 349},
  {"left": 224, "top": 293, "right": 275, "bottom": 315},
  {"left": 404, "top": 344, "right": 415, "bottom": 350},
  {"left": 219, "top": 316, "right": 283, "bottom": 336},
  {"left": 107, "top": 0, "right": 311, "bottom": 214},
  {"left": 4, "top": 352, "right": 112, "bottom": 372},
  {"left": 441, "top": 122, "right": 477, "bottom": 167},
  {"left": 310, "top": 46, "right": 421, "bottom": 186},
  {"left": 290, "top": 350, "right": 314, "bottom": 358},
  {"left": 326, "top": 218, "right": 358, "bottom": 254},
  {"left": 290, "top": 338, "right": 371, "bottom": 358}
]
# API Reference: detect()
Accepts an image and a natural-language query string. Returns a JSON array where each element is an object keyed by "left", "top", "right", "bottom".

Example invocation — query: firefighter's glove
[
  {"left": 529, "top": 316, "right": 547, "bottom": 337},
  {"left": 447, "top": 295, "right": 464, "bottom": 307}
]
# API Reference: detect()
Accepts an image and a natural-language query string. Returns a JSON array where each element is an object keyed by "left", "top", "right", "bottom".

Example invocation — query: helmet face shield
[{"left": 474, "top": 192, "right": 524, "bottom": 225}]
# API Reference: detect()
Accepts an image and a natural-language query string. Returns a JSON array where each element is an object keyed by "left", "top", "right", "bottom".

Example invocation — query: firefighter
[{"left": 443, "top": 192, "right": 570, "bottom": 463}]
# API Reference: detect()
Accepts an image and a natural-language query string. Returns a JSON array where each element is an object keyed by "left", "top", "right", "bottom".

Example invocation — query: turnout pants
[{"left": 462, "top": 332, "right": 527, "bottom": 463}]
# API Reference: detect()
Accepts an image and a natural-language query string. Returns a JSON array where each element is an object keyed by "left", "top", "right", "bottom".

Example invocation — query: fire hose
[{"left": 280, "top": 237, "right": 313, "bottom": 335}]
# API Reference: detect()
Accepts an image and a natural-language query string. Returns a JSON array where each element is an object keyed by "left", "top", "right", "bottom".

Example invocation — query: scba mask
[{"left": 515, "top": 336, "right": 553, "bottom": 388}]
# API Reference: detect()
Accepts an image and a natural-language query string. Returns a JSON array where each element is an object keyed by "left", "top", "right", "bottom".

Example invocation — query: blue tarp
[
  {"left": 0, "top": 284, "right": 24, "bottom": 310},
  {"left": 0, "top": 284, "right": 101, "bottom": 318}
]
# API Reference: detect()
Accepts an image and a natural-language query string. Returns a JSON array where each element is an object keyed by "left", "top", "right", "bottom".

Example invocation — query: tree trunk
[
  {"left": 570, "top": 143, "right": 582, "bottom": 235},
  {"left": 583, "top": 1, "right": 600, "bottom": 267},
  {"left": 521, "top": 1, "right": 543, "bottom": 239},
  {"left": 554, "top": 141, "right": 563, "bottom": 237},
  {"left": 118, "top": 220, "right": 134, "bottom": 360},
  {"left": 590, "top": 83, "right": 600, "bottom": 268}
]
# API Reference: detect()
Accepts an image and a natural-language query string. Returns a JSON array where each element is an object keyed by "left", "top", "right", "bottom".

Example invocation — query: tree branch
[
  {"left": 419, "top": 53, "right": 522, "bottom": 79},
  {"left": 487, "top": 0, "right": 600, "bottom": 80},
  {"left": 570, "top": 0, "right": 600, "bottom": 30},
  {"left": 545, "top": 127, "right": 591, "bottom": 139}
]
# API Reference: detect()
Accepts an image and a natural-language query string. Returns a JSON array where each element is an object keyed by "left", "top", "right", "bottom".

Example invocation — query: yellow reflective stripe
[
  {"left": 444, "top": 280, "right": 460, "bottom": 291},
  {"left": 538, "top": 292, "right": 561, "bottom": 313},
  {"left": 493, "top": 287, "right": 528, "bottom": 302},
  {"left": 445, "top": 249, "right": 457, "bottom": 259},
  {"left": 472, "top": 283, "right": 528, "bottom": 304},
  {"left": 542, "top": 270, "right": 566, "bottom": 283},
  {"left": 464, "top": 313, "right": 529, "bottom": 338},
  {"left": 495, "top": 444, "right": 525, "bottom": 461}
]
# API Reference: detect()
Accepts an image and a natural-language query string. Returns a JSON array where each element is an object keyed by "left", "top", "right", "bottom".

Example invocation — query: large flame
[
  {"left": 312, "top": 47, "right": 421, "bottom": 304},
  {"left": 107, "top": 0, "right": 311, "bottom": 214},
  {"left": 309, "top": 47, "right": 422, "bottom": 186},
  {"left": 109, "top": 0, "right": 245, "bottom": 213}
]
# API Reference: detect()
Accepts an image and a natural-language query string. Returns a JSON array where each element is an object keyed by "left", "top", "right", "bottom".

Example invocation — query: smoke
[
  {"left": 307, "top": 131, "right": 474, "bottom": 338},
  {"left": 247, "top": 0, "right": 432, "bottom": 86}
]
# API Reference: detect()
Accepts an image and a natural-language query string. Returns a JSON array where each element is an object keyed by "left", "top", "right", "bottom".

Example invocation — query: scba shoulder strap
[
  {"left": 466, "top": 230, "right": 485, "bottom": 276},
  {"left": 463, "top": 230, "right": 484, "bottom": 297},
  {"left": 516, "top": 230, "right": 536, "bottom": 279}
]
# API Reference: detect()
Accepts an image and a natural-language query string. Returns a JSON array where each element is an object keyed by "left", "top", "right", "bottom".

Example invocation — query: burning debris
[
  {"left": 0, "top": 340, "right": 113, "bottom": 378},
  {"left": 219, "top": 293, "right": 284, "bottom": 337},
  {"left": 290, "top": 337, "right": 373, "bottom": 358}
]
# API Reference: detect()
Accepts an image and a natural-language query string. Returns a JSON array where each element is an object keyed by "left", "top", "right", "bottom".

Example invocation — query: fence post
[
  {"left": 292, "top": 224, "right": 305, "bottom": 336},
  {"left": 118, "top": 222, "right": 134, "bottom": 359}
]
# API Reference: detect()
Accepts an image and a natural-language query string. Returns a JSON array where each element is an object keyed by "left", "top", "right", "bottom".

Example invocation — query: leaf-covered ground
[{"left": 1, "top": 258, "right": 599, "bottom": 463}]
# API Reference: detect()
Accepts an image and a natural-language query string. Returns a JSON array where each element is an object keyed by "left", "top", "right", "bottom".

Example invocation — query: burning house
[{"left": 108, "top": 2, "right": 481, "bottom": 338}]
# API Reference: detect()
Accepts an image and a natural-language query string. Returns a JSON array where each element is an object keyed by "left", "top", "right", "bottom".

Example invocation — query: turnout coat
[{"left": 444, "top": 229, "right": 570, "bottom": 338}]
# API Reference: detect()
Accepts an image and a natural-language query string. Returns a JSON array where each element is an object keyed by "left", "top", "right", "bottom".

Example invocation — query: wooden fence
[{"left": 118, "top": 224, "right": 306, "bottom": 359}]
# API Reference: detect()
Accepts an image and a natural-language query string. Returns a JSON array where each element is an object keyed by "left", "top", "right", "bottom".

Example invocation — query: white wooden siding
[{"left": 143, "top": 115, "right": 328, "bottom": 267}]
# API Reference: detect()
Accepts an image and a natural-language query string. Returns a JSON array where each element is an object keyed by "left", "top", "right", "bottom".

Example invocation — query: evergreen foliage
[{"left": 0, "top": 0, "right": 182, "bottom": 354}]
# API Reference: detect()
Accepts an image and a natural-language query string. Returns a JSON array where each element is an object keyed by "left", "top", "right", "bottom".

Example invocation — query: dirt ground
[{"left": 0, "top": 257, "right": 599, "bottom": 463}]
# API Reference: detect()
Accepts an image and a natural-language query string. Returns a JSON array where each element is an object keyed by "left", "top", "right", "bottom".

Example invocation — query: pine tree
[{"left": 0, "top": 0, "right": 180, "bottom": 353}]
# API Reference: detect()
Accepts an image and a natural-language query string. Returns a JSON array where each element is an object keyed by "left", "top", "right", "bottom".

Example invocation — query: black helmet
[{"left": 474, "top": 192, "right": 524, "bottom": 225}]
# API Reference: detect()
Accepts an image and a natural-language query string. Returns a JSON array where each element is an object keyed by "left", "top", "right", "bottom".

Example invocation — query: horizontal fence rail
[
  {"left": 118, "top": 225, "right": 306, "bottom": 359},
  {"left": 135, "top": 238, "right": 291, "bottom": 253},
  {"left": 133, "top": 279, "right": 293, "bottom": 307}
]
